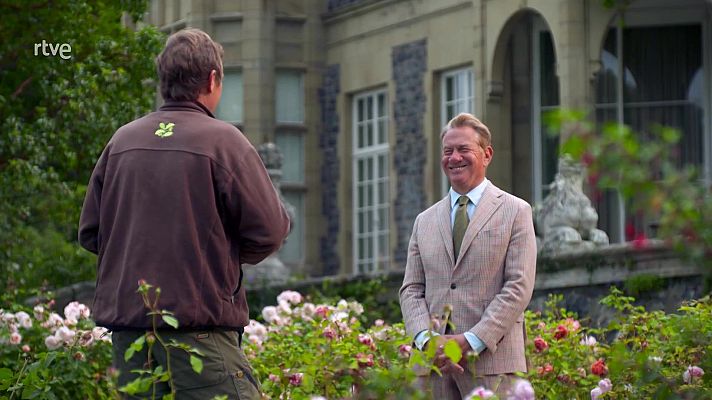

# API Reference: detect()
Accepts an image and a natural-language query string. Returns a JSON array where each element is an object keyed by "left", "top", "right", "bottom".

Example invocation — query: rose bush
[
  {"left": 525, "top": 288, "right": 711, "bottom": 399},
  {"left": 0, "top": 299, "right": 114, "bottom": 399},
  {"left": 242, "top": 292, "right": 425, "bottom": 399},
  {"left": 1, "top": 287, "right": 709, "bottom": 399}
]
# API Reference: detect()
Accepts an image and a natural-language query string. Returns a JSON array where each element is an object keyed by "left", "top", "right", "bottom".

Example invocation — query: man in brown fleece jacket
[{"left": 79, "top": 28, "right": 289, "bottom": 399}]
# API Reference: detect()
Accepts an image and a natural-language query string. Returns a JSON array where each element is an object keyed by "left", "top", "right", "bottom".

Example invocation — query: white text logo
[{"left": 34, "top": 40, "right": 72, "bottom": 60}]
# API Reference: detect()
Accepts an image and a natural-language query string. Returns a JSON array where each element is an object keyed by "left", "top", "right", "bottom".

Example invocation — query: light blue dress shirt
[{"left": 414, "top": 179, "right": 489, "bottom": 355}]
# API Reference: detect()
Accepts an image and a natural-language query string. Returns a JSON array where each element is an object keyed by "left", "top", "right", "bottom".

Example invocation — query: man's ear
[
  {"left": 483, "top": 146, "right": 493, "bottom": 166},
  {"left": 208, "top": 69, "right": 218, "bottom": 93}
]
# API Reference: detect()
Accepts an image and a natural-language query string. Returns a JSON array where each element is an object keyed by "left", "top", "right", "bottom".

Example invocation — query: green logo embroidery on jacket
[{"left": 155, "top": 122, "right": 175, "bottom": 138}]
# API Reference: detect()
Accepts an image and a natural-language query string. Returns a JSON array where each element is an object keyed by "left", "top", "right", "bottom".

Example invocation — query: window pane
[
  {"left": 446, "top": 104, "right": 454, "bottom": 121},
  {"left": 378, "top": 180, "right": 387, "bottom": 204},
  {"left": 215, "top": 72, "right": 243, "bottom": 122},
  {"left": 357, "top": 123, "right": 364, "bottom": 149},
  {"left": 276, "top": 70, "right": 304, "bottom": 123},
  {"left": 358, "top": 159, "right": 365, "bottom": 182},
  {"left": 378, "top": 233, "right": 388, "bottom": 256},
  {"left": 366, "top": 123, "right": 374, "bottom": 147},
  {"left": 358, "top": 210, "right": 365, "bottom": 234},
  {"left": 278, "top": 190, "right": 303, "bottom": 263},
  {"left": 275, "top": 132, "right": 304, "bottom": 184},
  {"left": 378, "top": 93, "right": 386, "bottom": 118},
  {"left": 378, "top": 207, "right": 388, "bottom": 231},
  {"left": 445, "top": 77, "right": 454, "bottom": 102}
]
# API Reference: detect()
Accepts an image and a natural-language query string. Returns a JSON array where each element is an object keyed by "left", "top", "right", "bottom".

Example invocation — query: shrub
[
  {"left": 525, "top": 288, "right": 711, "bottom": 399},
  {"left": 2, "top": 287, "right": 709, "bottom": 399},
  {"left": 0, "top": 298, "right": 115, "bottom": 399}
]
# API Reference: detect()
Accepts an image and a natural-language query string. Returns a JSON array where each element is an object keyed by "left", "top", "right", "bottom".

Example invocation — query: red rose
[
  {"left": 554, "top": 325, "right": 568, "bottom": 340},
  {"left": 534, "top": 337, "right": 549, "bottom": 352},
  {"left": 591, "top": 358, "right": 608, "bottom": 376}
]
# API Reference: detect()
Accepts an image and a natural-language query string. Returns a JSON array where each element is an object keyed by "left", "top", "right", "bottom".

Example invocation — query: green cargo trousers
[{"left": 112, "top": 329, "right": 263, "bottom": 400}]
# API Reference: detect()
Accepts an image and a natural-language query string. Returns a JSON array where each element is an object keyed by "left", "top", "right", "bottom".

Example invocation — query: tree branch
[{"left": 11, "top": 77, "right": 32, "bottom": 98}]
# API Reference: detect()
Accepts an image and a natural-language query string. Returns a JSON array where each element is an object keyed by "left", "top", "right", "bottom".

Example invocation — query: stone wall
[
  {"left": 391, "top": 39, "right": 428, "bottom": 264},
  {"left": 318, "top": 64, "right": 341, "bottom": 276}
]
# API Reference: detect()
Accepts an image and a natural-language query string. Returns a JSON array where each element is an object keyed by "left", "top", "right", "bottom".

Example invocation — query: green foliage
[
  {"left": 119, "top": 281, "right": 205, "bottom": 399},
  {"left": 623, "top": 274, "right": 665, "bottom": 297},
  {"left": 547, "top": 109, "right": 712, "bottom": 289},
  {"left": 0, "top": 1, "right": 165, "bottom": 295}
]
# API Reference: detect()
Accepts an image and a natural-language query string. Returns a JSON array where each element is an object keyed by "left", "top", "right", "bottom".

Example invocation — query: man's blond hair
[{"left": 441, "top": 113, "right": 492, "bottom": 149}]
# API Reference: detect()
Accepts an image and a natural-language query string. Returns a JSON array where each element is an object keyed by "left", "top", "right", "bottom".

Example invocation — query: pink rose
[
  {"left": 683, "top": 366, "right": 704, "bottom": 384},
  {"left": 598, "top": 378, "right": 612, "bottom": 393},
  {"left": 398, "top": 344, "right": 412, "bottom": 358},
  {"left": 289, "top": 372, "right": 303, "bottom": 386},
  {"left": 464, "top": 386, "right": 494, "bottom": 399},
  {"left": 322, "top": 326, "right": 336, "bottom": 340},
  {"left": 358, "top": 333, "right": 374, "bottom": 347},
  {"left": 509, "top": 379, "right": 535, "bottom": 400},
  {"left": 9, "top": 332, "right": 22, "bottom": 345},
  {"left": 315, "top": 305, "right": 330, "bottom": 319}
]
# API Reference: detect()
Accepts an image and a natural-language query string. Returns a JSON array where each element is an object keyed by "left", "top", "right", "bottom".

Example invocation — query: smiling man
[{"left": 399, "top": 113, "right": 537, "bottom": 398}]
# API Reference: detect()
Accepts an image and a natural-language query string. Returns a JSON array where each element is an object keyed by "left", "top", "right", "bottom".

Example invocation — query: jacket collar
[{"left": 159, "top": 100, "right": 215, "bottom": 118}]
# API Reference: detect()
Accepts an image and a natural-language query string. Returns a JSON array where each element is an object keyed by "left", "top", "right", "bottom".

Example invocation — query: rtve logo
[{"left": 34, "top": 40, "right": 72, "bottom": 60}]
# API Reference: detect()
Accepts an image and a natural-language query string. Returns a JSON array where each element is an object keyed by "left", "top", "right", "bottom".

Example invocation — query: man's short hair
[
  {"left": 441, "top": 113, "right": 492, "bottom": 148},
  {"left": 156, "top": 29, "right": 224, "bottom": 102}
]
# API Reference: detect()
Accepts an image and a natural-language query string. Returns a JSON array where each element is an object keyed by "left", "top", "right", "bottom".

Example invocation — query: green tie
[{"left": 453, "top": 195, "right": 470, "bottom": 259}]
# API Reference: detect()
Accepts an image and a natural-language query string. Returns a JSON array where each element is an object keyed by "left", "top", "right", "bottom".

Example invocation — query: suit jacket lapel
[
  {"left": 454, "top": 183, "right": 504, "bottom": 268},
  {"left": 435, "top": 196, "right": 455, "bottom": 267}
]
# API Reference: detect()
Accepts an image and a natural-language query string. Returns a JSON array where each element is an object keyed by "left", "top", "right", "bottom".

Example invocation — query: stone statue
[
  {"left": 243, "top": 142, "right": 296, "bottom": 285},
  {"left": 534, "top": 156, "right": 609, "bottom": 255}
]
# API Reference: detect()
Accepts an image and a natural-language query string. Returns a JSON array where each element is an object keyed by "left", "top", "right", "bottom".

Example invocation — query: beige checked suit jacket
[{"left": 399, "top": 183, "right": 537, "bottom": 375}]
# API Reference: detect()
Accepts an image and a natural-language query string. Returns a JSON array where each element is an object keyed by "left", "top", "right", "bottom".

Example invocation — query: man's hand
[{"left": 431, "top": 334, "right": 471, "bottom": 375}]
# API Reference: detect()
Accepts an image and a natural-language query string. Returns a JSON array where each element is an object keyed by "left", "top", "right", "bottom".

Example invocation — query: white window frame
[
  {"left": 352, "top": 90, "right": 389, "bottom": 275},
  {"left": 440, "top": 67, "right": 474, "bottom": 195}
]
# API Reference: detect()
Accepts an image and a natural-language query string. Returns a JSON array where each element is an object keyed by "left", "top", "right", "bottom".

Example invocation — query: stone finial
[
  {"left": 257, "top": 142, "right": 283, "bottom": 171},
  {"left": 534, "top": 155, "right": 609, "bottom": 255}
]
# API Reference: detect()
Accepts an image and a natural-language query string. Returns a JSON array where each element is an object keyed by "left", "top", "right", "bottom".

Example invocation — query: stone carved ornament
[{"left": 534, "top": 156, "right": 609, "bottom": 255}]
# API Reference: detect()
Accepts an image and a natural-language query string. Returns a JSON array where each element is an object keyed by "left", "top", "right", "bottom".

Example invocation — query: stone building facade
[{"left": 145, "top": 0, "right": 712, "bottom": 277}]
